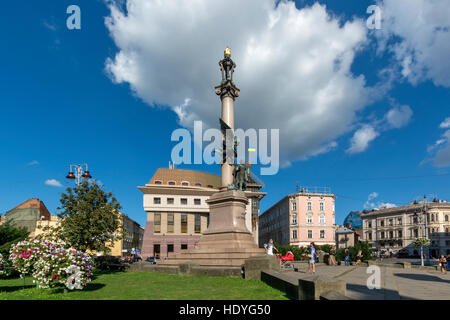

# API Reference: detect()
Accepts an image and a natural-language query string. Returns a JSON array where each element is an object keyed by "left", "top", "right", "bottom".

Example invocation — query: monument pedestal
[{"left": 159, "top": 190, "right": 265, "bottom": 267}]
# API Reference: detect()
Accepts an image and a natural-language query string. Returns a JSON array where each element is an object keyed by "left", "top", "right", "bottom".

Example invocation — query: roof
[
  {"left": 148, "top": 168, "right": 221, "bottom": 188},
  {"left": 7, "top": 198, "right": 51, "bottom": 219},
  {"left": 336, "top": 227, "right": 355, "bottom": 234},
  {"left": 359, "top": 201, "right": 450, "bottom": 217}
]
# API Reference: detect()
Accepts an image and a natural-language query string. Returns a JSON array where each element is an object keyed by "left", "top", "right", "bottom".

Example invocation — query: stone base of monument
[{"left": 158, "top": 190, "right": 266, "bottom": 267}]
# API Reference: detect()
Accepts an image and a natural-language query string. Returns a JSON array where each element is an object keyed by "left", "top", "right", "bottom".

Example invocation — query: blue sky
[{"left": 1, "top": 0, "right": 449, "bottom": 227}]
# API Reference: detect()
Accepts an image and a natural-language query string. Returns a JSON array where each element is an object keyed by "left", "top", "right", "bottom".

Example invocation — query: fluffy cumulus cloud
[
  {"left": 347, "top": 125, "right": 379, "bottom": 154},
  {"left": 385, "top": 104, "right": 413, "bottom": 129},
  {"left": 427, "top": 118, "right": 450, "bottom": 167},
  {"left": 364, "top": 191, "right": 396, "bottom": 210},
  {"left": 105, "top": 0, "right": 372, "bottom": 164},
  {"left": 346, "top": 102, "right": 412, "bottom": 154},
  {"left": 45, "top": 179, "right": 62, "bottom": 187},
  {"left": 377, "top": 0, "right": 450, "bottom": 87}
]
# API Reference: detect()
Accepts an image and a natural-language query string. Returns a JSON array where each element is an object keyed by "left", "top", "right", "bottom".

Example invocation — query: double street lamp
[{"left": 66, "top": 164, "right": 92, "bottom": 186}]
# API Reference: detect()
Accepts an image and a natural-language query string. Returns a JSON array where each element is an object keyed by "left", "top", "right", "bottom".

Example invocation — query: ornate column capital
[{"left": 215, "top": 80, "right": 240, "bottom": 100}]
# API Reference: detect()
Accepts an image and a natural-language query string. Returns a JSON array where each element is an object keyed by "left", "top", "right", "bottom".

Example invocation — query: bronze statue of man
[{"left": 219, "top": 46, "right": 236, "bottom": 83}]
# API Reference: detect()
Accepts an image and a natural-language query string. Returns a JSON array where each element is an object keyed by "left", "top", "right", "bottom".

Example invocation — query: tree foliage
[
  {"left": 38, "top": 181, "right": 122, "bottom": 254},
  {"left": 412, "top": 237, "right": 430, "bottom": 248},
  {"left": 0, "top": 220, "right": 29, "bottom": 257},
  {"left": 335, "top": 241, "right": 373, "bottom": 262}
]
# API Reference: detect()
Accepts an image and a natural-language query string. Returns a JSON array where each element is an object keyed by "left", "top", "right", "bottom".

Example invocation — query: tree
[
  {"left": 412, "top": 237, "right": 430, "bottom": 266},
  {"left": 39, "top": 181, "right": 122, "bottom": 254},
  {"left": 0, "top": 220, "right": 29, "bottom": 257}
]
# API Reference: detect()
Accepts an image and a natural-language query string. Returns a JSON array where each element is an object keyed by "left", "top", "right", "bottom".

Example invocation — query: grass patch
[{"left": 0, "top": 271, "right": 289, "bottom": 300}]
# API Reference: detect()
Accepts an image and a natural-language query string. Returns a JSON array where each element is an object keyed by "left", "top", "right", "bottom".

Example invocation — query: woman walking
[
  {"left": 306, "top": 242, "right": 317, "bottom": 274},
  {"left": 355, "top": 250, "right": 363, "bottom": 266},
  {"left": 439, "top": 255, "right": 447, "bottom": 274},
  {"left": 344, "top": 248, "right": 350, "bottom": 266}
]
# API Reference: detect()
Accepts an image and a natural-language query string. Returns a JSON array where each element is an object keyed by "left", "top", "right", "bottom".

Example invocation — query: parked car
[{"left": 145, "top": 256, "right": 160, "bottom": 264}]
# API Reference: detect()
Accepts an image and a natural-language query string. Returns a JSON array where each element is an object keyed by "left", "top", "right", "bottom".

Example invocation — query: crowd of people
[{"left": 263, "top": 238, "right": 450, "bottom": 275}]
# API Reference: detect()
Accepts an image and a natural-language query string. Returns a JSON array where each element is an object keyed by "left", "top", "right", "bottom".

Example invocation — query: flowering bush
[
  {"left": 9, "top": 239, "right": 93, "bottom": 290},
  {"left": 0, "top": 253, "right": 11, "bottom": 276}
]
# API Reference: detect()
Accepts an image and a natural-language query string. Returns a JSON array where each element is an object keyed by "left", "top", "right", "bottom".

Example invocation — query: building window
[
  {"left": 368, "top": 221, "right": 372, "bottom": 228},
  {"left": 181, "top": 214, "right": 188, "bottom": 233},
  {"left": 445, "top": 215, "right": 449, "bottom": 222},
  {"left": 195, "top": 183, "right": 201, "bottom": 187},
  {"left": 168, "top": 244, "right": 174, "bottom": 253},
  {"left": 292, "top": 230, "right": 297, "bottom": 239},
  {"left": 167, "top": 198, "right": 174, "bottom": 205},
  {"left": 320, "top": 202, "right": 324, "bottom": 211},
  {"left": 380, "top": 232, "right": 385, "bottom": 239},
  {"left": 308, "top": 230, "right": 313, "bottom": 239},
  {"left": 167, "top": 213, "right": 174, "bottom": 233},
  {"left": 319, "top": 215, "right": 325, "bottom": 224},
  {"left": 398, "top": 217, "right": 402, "bottom": 225},
  {"left": 168, "top": 181, "right": 176, "bottom": 185},
  {"left": 431, "top": 214, "right": 435, "bottom": 222},
  {"left": 195, "top": 214, "right": 201, "bottom": 233},
  {"left": 320, "top": 230, "right": 325, "bottom": 239},
  {"left": 307, "top": 202, "right": 312, "bottom": 211},
  {"left": 398, "top": 230, "right": 402, "bottom": 238},
  {"left": 307, "top": 215, "right": 313, "bottom": 224},
  {"left": 389, "top": 231, "right": 393, "bottom": 239},
  {"left": 181, "top": 244, "right": 188, "bottom": 250},
  {"left": 194, "top": 199, "right": 201, "bottom": 205},
  {"left": 368, "top": 233, "right": 372, "bottom": 240},
  {"left": 154, "top": 213, "right": 161, "bottom": 233},
  {"left": 181, "top": 198, "right": 188, "bottom": 205},
  {"left": 414, "top": 229, "right": 418, "bottom": 238},
  {"left": 154, "top": 197, "right": 161, "bottom": 204},
  {"left": 154, "top": 180, "right": 162, "bottom": 185},
  {"left": 380, "top": 220, "right": 384, "bottom": 227},
  {"left": 389, "top": 219, "right": 393, "bottom": 226},
  {"left": 292, "top": 214, "right": 297, "bottom": 225},
  {"left": 292, "top": 201, "right": 296, "bottom": 211},
  {"left": 181, "top": 182, "right": 189, "bottom": 186},
  {"left": 207, "top": 185, "right": 213, "bottom": 188}
]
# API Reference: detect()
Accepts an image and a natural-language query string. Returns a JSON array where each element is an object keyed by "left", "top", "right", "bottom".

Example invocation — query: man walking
[{"left": 345, "top": 248, "right": 350, "bottom": 266}]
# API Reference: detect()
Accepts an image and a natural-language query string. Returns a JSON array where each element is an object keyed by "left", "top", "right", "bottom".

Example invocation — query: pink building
[{"left": 259, "top": 187, "right": 336, "bottom": 247}]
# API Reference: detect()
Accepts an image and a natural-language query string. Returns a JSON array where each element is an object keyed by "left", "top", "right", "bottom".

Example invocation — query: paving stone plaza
[{"left": 286, "top": 264, "right": 450, "bottom": 300}]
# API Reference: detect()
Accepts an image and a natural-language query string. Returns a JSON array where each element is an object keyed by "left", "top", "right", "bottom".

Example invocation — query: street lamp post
[{"left": 66, "top": 164, "right": 92, "bottom": 186}]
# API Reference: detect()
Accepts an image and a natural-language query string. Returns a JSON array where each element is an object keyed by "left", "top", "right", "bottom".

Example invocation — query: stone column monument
[{"left": 159, "top": 47, "right": 265, "bottom": 266}]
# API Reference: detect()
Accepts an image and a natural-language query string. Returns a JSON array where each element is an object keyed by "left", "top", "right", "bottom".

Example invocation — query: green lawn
[{"left": 0, "top": 271, "right": 289, "bottom": 300}]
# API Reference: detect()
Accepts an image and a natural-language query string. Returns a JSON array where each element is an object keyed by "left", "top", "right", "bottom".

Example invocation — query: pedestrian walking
[
  {"left": 344, "top": 248, "right": 350, "bottom": 266},
  {"left": 329, "top": 247, "right": 337, "bottom": 266},
  {"left": 439, "top": 255, "right": 447, "bottom": 274},
  {"left": 306, "top": 242, "right": 317, "bottom": 274},
  {"left": 355, "top": 250, "right": 362, "bottom": 266},
  {"left": 264, "top": 239, "right": 278, "bottom": 256}
]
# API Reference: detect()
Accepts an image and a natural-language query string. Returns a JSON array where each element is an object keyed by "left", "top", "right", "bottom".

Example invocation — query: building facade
[
  {"left": 335, "top": 226, "right": 360, "bottom": 249},
  {"left": 2, "top": 198, "right": 53, "bottom": 237},
  {"left": 259, "top": 187, "right": 336, "bottom": 247},
  {"left": 361, "top": 199, "right": 450, "bottom": 257},
  {"left": 106, "top": 212, "right": 145, "bottom": 257},
  {"left": 139, "top": 167, "right": 265, "bottom": 258}
]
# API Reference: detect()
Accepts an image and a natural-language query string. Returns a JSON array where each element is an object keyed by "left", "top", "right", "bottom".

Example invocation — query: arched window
[
  {"left": 431, "top": 214, "right": 434, "bottom": 222},
  {"left": 168, "top": 181, "right": 176, "bottom": 185},
  {"left": 154, "top": 180, "right": 162, "bottom": 185},
  {"left": 445, "top": 215, "right": 448, "bottom": 222},
  {"left": 181, "top": 181, "right": 189, "bottom": 186}
]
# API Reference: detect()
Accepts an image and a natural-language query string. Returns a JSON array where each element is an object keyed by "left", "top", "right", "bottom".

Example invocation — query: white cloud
[
  {"left": 385, "top": 105, "right": 413, "bottom": 129},
  {"left": 45, "top": 179, "right": 62, "bottom": 187},
  {"left": 439, "top": 117, "right": 450, "bottom": 129},
  {"left": 347, "top": 125, "right": 379, "bottom": 154},
  {"left": 364, "top": 192, "right": 396, "bottom": 209},
  {"left": 377, "top": 0, "right": 450, "bottom": 87},
  {"left": 27, "top": 160, "right": 39, "bottom": 166},
  {"left": 105, "top": 0, "right": 373, "bottom": 163}
]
